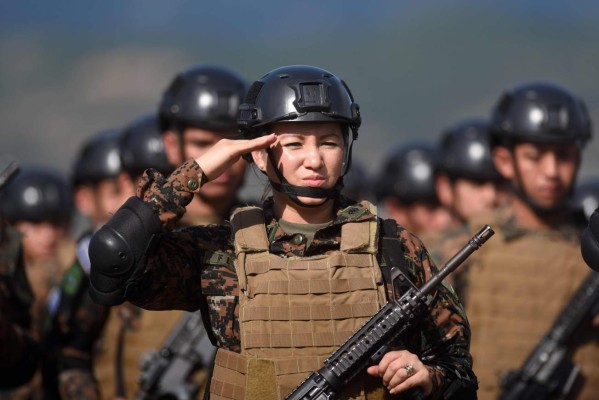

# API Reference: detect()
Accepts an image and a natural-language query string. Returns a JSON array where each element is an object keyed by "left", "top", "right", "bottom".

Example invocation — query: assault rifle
[
  {"left": 499, "top": 271, "right": 599, "bottom": 400},
  {"left": 135, "top": 311, "right": 216, "bottom": 400},
  {"left": 286, "top": 225, "right": 494, "bottom": 400}
]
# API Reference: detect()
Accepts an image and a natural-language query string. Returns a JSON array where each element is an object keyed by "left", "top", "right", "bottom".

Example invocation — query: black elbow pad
[
  {"left": 582, "top": 209, "right": 599, "bottom": 272},
  {"left": 89, "top": 197, "right": 162, "bottom": 306}
]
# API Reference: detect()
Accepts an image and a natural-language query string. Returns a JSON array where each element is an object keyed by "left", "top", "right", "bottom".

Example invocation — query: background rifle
[
  {"left": 499, "top": 271, "right": 599, "bottom": 400},
  {"left": 0, "top": 158, "right": 19, "bottom": 192},
  {"left": 135, "top": 310, "right": 216, "bottom": 400},
  {"left": 286, "top": 225, "right": 494, "bottom": 400},
  {"left": 0, "top": 158, "right": 19, "bottom": 242}
]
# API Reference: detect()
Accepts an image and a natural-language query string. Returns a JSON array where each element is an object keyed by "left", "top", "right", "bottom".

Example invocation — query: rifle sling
[{"left": 379, "top": 218, "right": 417, "bottom": 299}]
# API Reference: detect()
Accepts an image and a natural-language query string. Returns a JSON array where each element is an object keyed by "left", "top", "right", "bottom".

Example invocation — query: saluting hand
[
  {"left": 195, "top": 134, "right": 276, "bottom": 181},
  {"left": 366, "top": 350, "right": 432, "bottom": 396}
]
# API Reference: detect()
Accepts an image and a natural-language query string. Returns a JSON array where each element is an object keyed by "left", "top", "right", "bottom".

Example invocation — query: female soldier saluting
[{"left": 88, "top": 65, "right": 477, "bottom": 399}]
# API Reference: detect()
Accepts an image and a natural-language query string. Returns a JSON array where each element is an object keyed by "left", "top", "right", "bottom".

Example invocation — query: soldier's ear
[
  {"left": 251, "top": 149, "right": 268, "bottom": 172},
  {"left": 493, "top": 146, "right": 515, "bottom": 180},
  {"left": 435, "top": 174, "right": 454, "bottom": 208}
]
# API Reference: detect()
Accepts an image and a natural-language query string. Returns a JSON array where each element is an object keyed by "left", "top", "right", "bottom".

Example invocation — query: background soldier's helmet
[
  {"left": 571, "top": 178, "right": 599, "bottom": 222},
  {"left": 438, "top": 119, "right": 501, "bottom": 182},
  {"left": 120, "top": 114, "right": 173, "bottom": 178},
  {"left": 374, "top": 143, "right": 438, "bottom": 204},
  {"left": 0, "top": 165, "right": 73, "bottom": 224},
  {"left": 71, "top": 129, "right": 123, "bottom": 186},
  {"left": 158, "top": 65, "right": 248, "bottom": 133},
  {"left": 238, "top": 65, "right": 361, "bottom": 176},
  {"left": 341, "top": 159, "right": 372, "bottom": 201},
  {"left": 490, "top": 82, "right": 592, "bottom": 147}
]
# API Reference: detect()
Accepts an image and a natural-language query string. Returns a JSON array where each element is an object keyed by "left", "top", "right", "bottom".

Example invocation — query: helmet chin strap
[
  {"left": 265, "top": 148, "right": 343, "bottom": 208},
  {"left": 512, "top": 183, "right": 569, "bottom": 216}
]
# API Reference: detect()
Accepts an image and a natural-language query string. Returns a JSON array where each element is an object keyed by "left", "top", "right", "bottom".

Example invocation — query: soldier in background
[
  {"left": 435, "top": 119, "right": 503, "bottom": 227},
  {"left": 92, "top": 114, "right": 192, "bottom": 399},
  {"left": 462, "top": 82, "right": 599, "bottom": 399},
  {"left": 0, "top": 160, "right": 40, "bottom": 390},
  {"left": 45, "top": 130, "right": 128, "bottom": 399},
  {"left": 373, "top": 143, "right": 450, "bottom": 236},
  {"left": 96, "top": 65, "right": 248, "bottom": 400},
  {"left": 159, "top": 65, "right": 249, "bottom": 226},
  {"left": 0, "top": 166, "right": 73, "bottom": 399},
  {"left": 424, "top": 119, "right": 504, "bottom": 299}
]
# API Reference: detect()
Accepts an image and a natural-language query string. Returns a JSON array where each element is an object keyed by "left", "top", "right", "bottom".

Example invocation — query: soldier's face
[
  {"left": 95, "top": 179, "right": 129, "bottom": 225},
  {"left": 265, "top": 122, "right": 345, "bottom": 206},
  {"left": 16, "top": 221, "right": 66, "bottom": 263},
  {"left": 75, "top": 180, "right": 128, "bottom": 227},
  {"left": 451, "top": 178, "right": 499, "bottom": 220},
  {"left": 495, "top": 142, "right": 580, "bottom": 209},
  {"left": 164, "top": 128, "right": 246, "bottom": 200}
]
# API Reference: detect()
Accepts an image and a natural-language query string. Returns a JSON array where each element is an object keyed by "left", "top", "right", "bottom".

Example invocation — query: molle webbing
[
  {"left": 211, "top": 349, "right": 329, "bottom": 400},
  {"left": 216, "top": 202, "right": 391, "bottom": 399}
]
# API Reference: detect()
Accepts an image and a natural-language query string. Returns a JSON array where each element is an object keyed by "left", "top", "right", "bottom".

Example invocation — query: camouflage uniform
[
  {"left": 45, "top": 233, "right": 111, "bottom": 400},
  {"left": 119, "top": 160, "right": 477, "bottom": 399},
  {"left": 462, "top": 205, "right": 599, "bottom": 400},
  {"left": 0, "top": 224, "right": 40, "bottom": 391}
]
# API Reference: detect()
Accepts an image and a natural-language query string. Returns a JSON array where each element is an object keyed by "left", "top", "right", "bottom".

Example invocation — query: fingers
[
  {"left": 237, "top": 133, "right": 277, "bottom": 154},
  {"left": 369, "top": 350, "right": 432, "bottom": 395},
  {"left": 195, "top": 134, "right": 277, "bottom": 180},
  {"left": 366, "top": 365, "right": 379, "bottom": 376}
]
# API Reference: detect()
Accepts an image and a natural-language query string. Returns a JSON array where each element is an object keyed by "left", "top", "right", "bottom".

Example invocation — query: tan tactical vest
[
  {"left": 94, "top": 307, "right": 184, "bottom": 399},
  {"left": 210, "top": 204, "right": 392, "bottom": 400},
  {"left": 465, "top": 224, "right": 599, "bottom": 400}
]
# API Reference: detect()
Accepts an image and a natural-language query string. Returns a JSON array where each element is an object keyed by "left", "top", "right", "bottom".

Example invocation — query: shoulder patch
[{"left": 62, "top": 263, "right": 84, "bottom": 296}]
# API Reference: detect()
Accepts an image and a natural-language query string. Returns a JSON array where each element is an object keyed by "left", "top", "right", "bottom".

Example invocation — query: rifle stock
[{"left": 286, "top": 225, "right": 494, "bottom": 400}]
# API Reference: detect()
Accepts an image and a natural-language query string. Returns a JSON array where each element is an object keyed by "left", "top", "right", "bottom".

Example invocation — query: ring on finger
[{"left": 403, "top": 363, "right": 416, "bottom": 378}]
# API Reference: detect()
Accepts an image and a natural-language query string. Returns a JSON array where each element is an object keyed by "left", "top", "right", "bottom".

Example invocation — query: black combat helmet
[
  {"left": 120, "top": 114, "right": 173, "bottom": 178},
  {"left": 571, "top": 179, "right": 599, "bottom": 222},
  {"left": 72, "top": 129, "right": 123, "bottom": 186},
  {"left": 238, "top": 65, "right": 361, "bottom": 206},
  {"left": 374, "top": 143, "right": 438, "bottom": 205},
  {"left": 490, "top": 82, "right": 592, "bottom": 147},
  {"left": 0, "top": 165, "right": 73, "bottom": 224},
  {"left": 158, "top": 65, "right": 248, "bottom": 134},
  {"left": 438, "top": 119, "right": 501, "bottom": 182}
]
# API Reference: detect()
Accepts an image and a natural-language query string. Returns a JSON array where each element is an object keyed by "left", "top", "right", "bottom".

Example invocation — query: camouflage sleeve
[
  {"left": 131, "top": 224, "right": 234, "bottom": 311},
  {"left": 137, "top": 159, "right": 206, "bottom": 230},
  {"left": 397, "top": 227, "right": 477, "bottom": 399},
  {"left": 54, "top": 263, "right": 110, "bottom": 399},
  {"left": 126, "top": 160, "right": 234, "bottom": 311}
]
